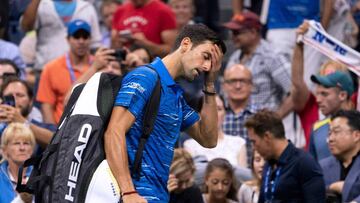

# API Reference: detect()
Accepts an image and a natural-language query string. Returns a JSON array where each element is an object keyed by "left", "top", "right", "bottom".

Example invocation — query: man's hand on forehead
[{"left": 210, "top": 44, "right": 223, "bottom": 72}]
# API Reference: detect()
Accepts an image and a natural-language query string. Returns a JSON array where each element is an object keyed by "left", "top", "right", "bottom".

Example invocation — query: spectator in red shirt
[{"left": 111, "top": 0, "right": 177, "bottom": 57}]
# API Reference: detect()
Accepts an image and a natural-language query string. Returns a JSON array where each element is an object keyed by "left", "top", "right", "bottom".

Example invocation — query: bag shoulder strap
[
  {"left": 132, "top": 64, "right": 161, "bottom": 179},
  {"left": 58, "top": 84, "right": 85, "bottom": 125}
]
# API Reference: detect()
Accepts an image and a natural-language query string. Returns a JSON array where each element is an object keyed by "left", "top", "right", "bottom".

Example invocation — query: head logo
[{"left": 65, "top": 123, "right": 92, "bottom": 202}]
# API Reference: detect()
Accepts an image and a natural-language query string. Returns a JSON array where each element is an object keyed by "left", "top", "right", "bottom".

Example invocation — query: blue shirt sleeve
[
  {"left": 180, "top": 96, "right": 199, "bottom": 131},
  {"left": 115, "top": 67, "right": 158, "bottom": 119}
]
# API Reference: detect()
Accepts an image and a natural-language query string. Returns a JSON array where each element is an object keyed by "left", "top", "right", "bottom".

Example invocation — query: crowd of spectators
[{"left": 0, "top": 0, "right": 360, "bottom": 202}]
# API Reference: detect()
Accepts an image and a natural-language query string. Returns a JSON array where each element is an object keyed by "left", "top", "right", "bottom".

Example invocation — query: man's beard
[{"left": 21, "top": 105, "right": 31, "bottom": 118}]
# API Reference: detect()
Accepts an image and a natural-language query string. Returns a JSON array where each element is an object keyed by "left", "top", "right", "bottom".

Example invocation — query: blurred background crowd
[{"left": 0, "top": 0, "right": 360, "bottom": 202}]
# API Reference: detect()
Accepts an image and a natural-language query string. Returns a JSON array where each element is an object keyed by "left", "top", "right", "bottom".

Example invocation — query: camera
[
  {"left": 2, "top": 95, "right": 15, "bottom": 107},
  {"left": 111, "top": 49, "right": 127, "bottom": 62}
]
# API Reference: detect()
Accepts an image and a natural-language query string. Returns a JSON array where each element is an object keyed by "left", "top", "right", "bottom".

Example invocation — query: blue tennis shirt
[{"left": 115, "top": 57, "right": 200, "bottom": 202}]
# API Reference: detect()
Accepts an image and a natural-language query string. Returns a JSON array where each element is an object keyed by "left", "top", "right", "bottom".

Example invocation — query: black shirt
[
  {"left": 340, "top": 152, "right": 359, "bottom": 181},
  {"left": 259, "top": 142, "right": 326, "bottom": 203},
  {"left": 169, "top": 185, "right": 204, "bottom": 203}
]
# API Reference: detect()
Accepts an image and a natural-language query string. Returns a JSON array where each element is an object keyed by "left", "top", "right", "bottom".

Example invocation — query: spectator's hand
[
  {"left": 167, "top": 174, "right": 179, "bottom": 193},
  {"left": 296, "top": 21, "right": 310, "bottom": 37},
  {"left": 111, "top": 29, "right": 130, "bottom": 49},
  {"left": 0, "top": 104, "right": 26, "bottom": 123},
  {"left": 132, "top": 32, "right": 148, "bottom": 46},
  {"left": 19, "top": 192, "right": 33, "bottom": 203},
  {"left": 329, "top": 181, "right": 344, "bottom": 194},
  {"left": 204, "top": 44, "right": 223, "bottom": 84},
  {"left": 92, "top": 47, "right": 115, "bottom": 71},
  {"left": 354, "top": 1, "right": 360, "bottom": 12},
  {"left": 122, "top": 193, "right": 148, "bottom": 203}
]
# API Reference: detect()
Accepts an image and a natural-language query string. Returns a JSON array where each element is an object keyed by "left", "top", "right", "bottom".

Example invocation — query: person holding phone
[
  {"left": 0, "top": 77, "right": 54, "bottom": 148},
  {"left": 111, "top": 0, "right": 177, "bottom": 57}
]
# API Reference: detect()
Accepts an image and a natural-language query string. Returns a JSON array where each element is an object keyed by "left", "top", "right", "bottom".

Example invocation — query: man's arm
[
  {"left": 291, "top": 22, "right": 311, "bottom": 112},
  {"left": 232, "top": 0, "right": 243, "bottom": 16},
  {"left": 132, "top": 29, "right": 177, "bottom": 57},
  {"left": 104, "top": 106, "right": 147, "bottom": 203},
  {"left": 0, "top": 104, "right": 53, "bottom": 147},
  {"left": 41, "top": 103, "right": 56, "bottom": 124},
  {"left": 28, "top": 124, "right": 53, "bottom": 147},
  {"left": 270, "top": 55, "right": 292, "bottom": 118},
  {"left": 185, "top": 44, "right": 223, "bottom": 148},
  {"left": 21, "top": 0, "right": 41, "bottom": 31},
  {"left": 276, "top": 95, "right": 294, "bottom": 118},
  {"left": 186, "top": 93, "right": 218, "bottom": 148},
  {"left": 321, "top": 0, "right": 334, "bottom": 30}
]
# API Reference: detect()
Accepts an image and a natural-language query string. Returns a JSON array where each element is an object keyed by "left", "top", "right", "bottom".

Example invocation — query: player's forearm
[
  {"left": 198, "top": 84, "right": 218, "bottom": 148},
  {"left": 105, "top": 128, "right": 135, "bottom": 193}
]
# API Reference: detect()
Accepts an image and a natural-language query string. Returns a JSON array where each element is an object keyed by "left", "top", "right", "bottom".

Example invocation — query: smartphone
[
  {"left": 2, "top": 95, "right": 15, "bottom": 107},
  {"left": 111, "top": 49, "right": 127, "bottom": 61},
  {"left": 119, "top": 30, "right": 132, "bottom": 39}
]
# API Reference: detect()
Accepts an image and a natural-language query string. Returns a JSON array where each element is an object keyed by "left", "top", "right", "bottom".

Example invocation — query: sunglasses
[
  {"left": 231, "top": 29, "right": 249, "bottom": 36},
  {"left": 71, "top": 30, "right": 91, "bottom": 40}
]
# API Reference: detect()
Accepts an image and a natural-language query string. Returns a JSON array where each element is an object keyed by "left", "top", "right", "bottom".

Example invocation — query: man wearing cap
[
  {"left": 223, "top": 11, "right": 291, "bottom": 117},
  {"left": 223, "top": 11, "right": 297, "bottom": 147},
  {"left": 309, "top": 70, "right": 355, "bottom": 162},
  {"left": 291, "top": 21, "right": 358, "bottom": 157},
  {"left": 37, "top": 19, "right": 93, "bottom": 125},
  {"left": 21, "top": 0, "right": 101, "bottom": 71}
]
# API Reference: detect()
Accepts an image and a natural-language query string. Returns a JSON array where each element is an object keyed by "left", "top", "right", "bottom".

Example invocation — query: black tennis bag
[{"left": 17, "top": 68, "right": 161, "bottom": 202}]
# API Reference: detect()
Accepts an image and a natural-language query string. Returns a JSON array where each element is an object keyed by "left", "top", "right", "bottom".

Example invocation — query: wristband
[
  {"left": 202, "top": 89, "right": 216, "bottom": 95},
  {"left": 122, "top": 190, "right": 138, "bottom": 197}
]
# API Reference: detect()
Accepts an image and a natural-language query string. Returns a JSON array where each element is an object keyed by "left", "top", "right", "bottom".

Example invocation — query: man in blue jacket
[{"left": 320, "top": 110, "right": 360, "bottom": 203}]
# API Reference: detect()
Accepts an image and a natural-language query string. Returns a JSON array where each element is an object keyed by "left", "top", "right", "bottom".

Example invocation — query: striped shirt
[
  {"left": 226, "top": 39, "right": 291, "bottom": 110},
  {"left": 222, "top": 103, "right": 260, "bottom": 166}
]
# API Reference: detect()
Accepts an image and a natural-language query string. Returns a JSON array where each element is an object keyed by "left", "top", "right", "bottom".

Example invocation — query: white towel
[{"left": 299, "top": 20, "right": 360, "bottom": 110}]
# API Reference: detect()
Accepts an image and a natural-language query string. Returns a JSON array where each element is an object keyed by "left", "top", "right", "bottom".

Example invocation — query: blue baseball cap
[
  {"left": 311, "top": 70, "right": 354, "bottom": 95},
  {"left": 67, "top": 19, "right": 91, "bottom": 36}
]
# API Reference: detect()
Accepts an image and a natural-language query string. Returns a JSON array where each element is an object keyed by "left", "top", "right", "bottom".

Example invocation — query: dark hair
[
  {"left": 245, "top": 109, "right": 285, "bottom": 139},
  {"left": 331, "top": 110, "right": 360, "bottom": 131},
  {"left": 0, "top": 59, "right": 20, "bottom": 76},
  {"left": 173, "top": 24, "right": 226, "bottom": 54},
  {"left": 204, "top": 158, "right": 238, "bottom": 201},
  {"left": 129, "top": 44, "right": 154, "bottom": 62},
  {"left": 0, "top": 77, "right": 33, "bottom": 100}
]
